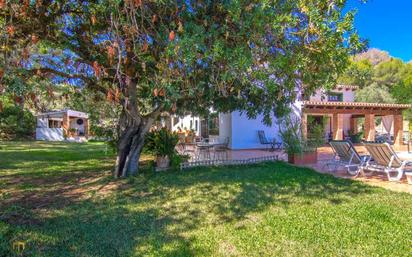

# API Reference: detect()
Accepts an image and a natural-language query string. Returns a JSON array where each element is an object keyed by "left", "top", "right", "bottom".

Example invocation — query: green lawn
[{"left": 1, "top": 141, "right": 412, "bottom": 257}]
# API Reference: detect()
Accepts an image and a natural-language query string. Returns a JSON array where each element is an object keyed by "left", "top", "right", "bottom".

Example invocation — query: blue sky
[{"left": 345, "top": 0, "right": 412, "bottom": 62}]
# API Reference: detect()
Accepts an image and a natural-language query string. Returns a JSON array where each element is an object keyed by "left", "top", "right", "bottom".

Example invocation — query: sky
[{"left": 345, "top": 0, "right": 412, "bottom": 62}]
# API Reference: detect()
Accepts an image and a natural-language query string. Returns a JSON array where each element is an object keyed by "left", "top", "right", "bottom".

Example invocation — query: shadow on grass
[{"left": 1, "top": 147, "right": 379, "bottom": 256}]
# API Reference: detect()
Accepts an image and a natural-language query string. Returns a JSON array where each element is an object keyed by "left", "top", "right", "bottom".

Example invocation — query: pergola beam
[{"left": 303, "top": 108, "right": 403, "bottom": 116}]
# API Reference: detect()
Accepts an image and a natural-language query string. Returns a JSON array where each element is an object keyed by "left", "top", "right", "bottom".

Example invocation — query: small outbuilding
[{"left": 35, "top": 109, "right": 90, "bottom": 142}]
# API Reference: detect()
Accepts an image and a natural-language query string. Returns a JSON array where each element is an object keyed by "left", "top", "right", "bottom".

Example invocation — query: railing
[{"left": 180, "top": 155, "right": 279, "bottom": 170}]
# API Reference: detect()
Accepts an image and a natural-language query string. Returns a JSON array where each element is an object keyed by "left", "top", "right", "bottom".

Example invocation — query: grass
[{"left": 1, "top": 141, "right": 412, "bottom": 257}]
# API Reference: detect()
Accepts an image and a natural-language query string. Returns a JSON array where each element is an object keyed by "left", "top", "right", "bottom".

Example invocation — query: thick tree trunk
[{"left": 113, "top": 110, "right": 154, "bottom": 178}]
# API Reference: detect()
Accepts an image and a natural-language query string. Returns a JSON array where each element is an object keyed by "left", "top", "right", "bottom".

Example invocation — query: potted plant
[
  {"left": 145, "top": 128, "right": 179, "bottom": 170},
  {"left": 68, "top": 128, "right": 77, "bottom": 137},
  {"left": 278, "top": 115, "right": 324, "bottom": 165},
  {"left": 348, "top": 131, "right": 363, "bottom": 143}
]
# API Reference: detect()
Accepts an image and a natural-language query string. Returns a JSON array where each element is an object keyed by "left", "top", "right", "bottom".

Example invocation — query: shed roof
[{"left": 36, "top": 109, "right": 89, "bottom": 119}]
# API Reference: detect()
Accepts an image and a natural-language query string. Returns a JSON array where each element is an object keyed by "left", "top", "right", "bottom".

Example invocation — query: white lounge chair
[
  {"left": 325, "top": 140, "right": 369, "bottom": 176},
  {"left": 362, "top": 142, "right": 412, "bottom": 182}
]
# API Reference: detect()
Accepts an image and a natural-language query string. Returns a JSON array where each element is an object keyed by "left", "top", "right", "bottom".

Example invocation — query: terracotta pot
[
  {"left": 156, "top": 155, "right": 170, "bottom": 169},
  {"left": 288, "top": 149, "right": 318, "bottom": 165}
]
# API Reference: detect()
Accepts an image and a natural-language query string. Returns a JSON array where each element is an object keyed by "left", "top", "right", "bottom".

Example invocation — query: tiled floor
[{"left": 280, "top": 145, "right": 412, "bottom": 194}]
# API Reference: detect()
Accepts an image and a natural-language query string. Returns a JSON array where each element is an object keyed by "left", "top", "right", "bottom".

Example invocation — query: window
[
  {"left": 327, "top": 93, "right": 343, "bottom": 102},
  {"left": 195, "top": 120, "right": 198, "bottom": 131},
  {"left": 48, "top": 120, "right": 61, "bottom": 128}
]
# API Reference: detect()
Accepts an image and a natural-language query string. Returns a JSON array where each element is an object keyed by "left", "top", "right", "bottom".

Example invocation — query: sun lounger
[
  {"left": 325, "top": 140, "right": 369, "bottom": 176},
  {"left": 363, "top": 142, "right": 412, "bottom": 182}
]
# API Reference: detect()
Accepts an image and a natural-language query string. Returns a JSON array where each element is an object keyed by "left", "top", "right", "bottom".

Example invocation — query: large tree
[{"left": 1, "top": 0, "right": 363, "bottom": 177}]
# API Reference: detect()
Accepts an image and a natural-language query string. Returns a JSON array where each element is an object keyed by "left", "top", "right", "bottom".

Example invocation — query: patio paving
[{"left": 279, "top": 145, "right": 412, "bottom": 194}]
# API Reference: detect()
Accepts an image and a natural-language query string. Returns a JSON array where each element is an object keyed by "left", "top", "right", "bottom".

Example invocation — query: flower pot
[
  {"left": 156, "top": 155, "right": 170, "bottom": 169},
  {"left": 288, "top": 149, "right": 318, "bottom": 165}
]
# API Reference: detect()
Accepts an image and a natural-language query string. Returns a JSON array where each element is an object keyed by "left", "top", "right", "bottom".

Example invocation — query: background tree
[
  {"left": 373, "top": 58, "right": 406, "bottom": 88},
  {"left": 338, "top": 58, "right": 372, "bottom": 88},
  {"left": 1, "top": 0, "right": 364, "bottom": 177},
  {"left": 355, "top": 82, "right": 396, "bottom": 103}
]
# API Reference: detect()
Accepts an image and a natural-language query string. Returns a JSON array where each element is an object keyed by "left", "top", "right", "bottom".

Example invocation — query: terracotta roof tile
[{"left": 302, "top": 101, "right": 411, "bottom": 109}]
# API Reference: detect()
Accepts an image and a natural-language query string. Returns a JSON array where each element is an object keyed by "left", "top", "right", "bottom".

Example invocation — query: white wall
[
  {"left": 37, "top": 117, "right": 48, "bottom": 128},
  {"left": 36, "top": 128, "right": 64, "bottom": 141},
  {"left": 309, "top": 88, "right": 355, "bottom": 102},
  {"left": 218, "top": 112, "right": 232, "bottom": 147},
  {"left": 229, "top": 111, "right": 281, "bottom": 149},
  {"left": 171, "top": 115, "right": 201, "bottom": 136}
]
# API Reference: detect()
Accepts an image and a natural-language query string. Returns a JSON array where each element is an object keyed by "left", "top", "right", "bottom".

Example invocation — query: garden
[{"left": 1, "top": 141, "right": 412, "bottom": 256}]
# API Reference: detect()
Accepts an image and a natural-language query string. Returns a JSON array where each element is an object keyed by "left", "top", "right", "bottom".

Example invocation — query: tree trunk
[{"left": 113, "top": 110, "right": 154, "bottom": 178}]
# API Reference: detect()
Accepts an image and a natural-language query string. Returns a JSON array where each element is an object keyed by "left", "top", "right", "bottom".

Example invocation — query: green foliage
[
  {"left": 0, "top": 106, "right": 35, "bottom": 140},
  {"left": 392, "top": 69, "right": 412, "bottom": 104},
  {"left": 1, "top": 0, "right": 364, "bottom": 124},
  {"left": 355, "top": 82, "right": 396, "bottom": 103},
  {"left": 278, "top": 115, "right": 324, "bottom": 155},
  {"left": 145, "top": 128, "right": 179, "bottom": 157},
  {"left": 278, "top": 115, "right": 304, "bottom": 155},
  {"left": 348, "top": 131, "right": 363, "bottom": 143},
  {"left": 169, "top": 153, "right": 190, "bottom": 169},
  {"left": 306, "top": 120, "right": 325, "bottom": 151},
  {"left": 338, "top": 59, "right": 373, "bottom": 88},
  {"left": 373, "top": 58, "right": 407, "bottom": 88}
]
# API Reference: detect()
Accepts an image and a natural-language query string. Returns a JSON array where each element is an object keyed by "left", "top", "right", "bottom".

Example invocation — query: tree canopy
[{"left": 1, "top": 0, "right": 363, "bottom": 177}]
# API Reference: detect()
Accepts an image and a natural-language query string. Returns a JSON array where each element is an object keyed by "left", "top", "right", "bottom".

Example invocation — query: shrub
[
  {"left": 145, "top": 128, "right": 179, "bottom": 157},
  {"left": 0, "top": 106, "right": 35, "bottom": 140}
]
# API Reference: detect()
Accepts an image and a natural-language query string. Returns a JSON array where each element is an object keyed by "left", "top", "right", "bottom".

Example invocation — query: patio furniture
[
  {"left": 257, "top": 130, "right": 282, "bottom": 151},
  {"left": 324, "top": 140, "right": 370, "bottom": 176},
  {"left": 362, "top": 142, "right": 412, "bottom": 182},
  {"left": 213, "top": 137, "right": 230, "bottom": 160},
  {"left": 194, "top": 142, "right": 213, "bottom": 161}
]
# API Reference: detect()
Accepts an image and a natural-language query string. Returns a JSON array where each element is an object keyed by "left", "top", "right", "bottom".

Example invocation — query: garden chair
[
  {"left": 324, "top": 140, "right": 370, "bottom": 176},
  {"left": 213, "top": 137, "right": 230, "bottom": 160},
  {"left": 362, "top": 142, "right": 412, "bottom": 182},
  {"left": 257, "top": 130, "right": 282, "bottom": 151}
]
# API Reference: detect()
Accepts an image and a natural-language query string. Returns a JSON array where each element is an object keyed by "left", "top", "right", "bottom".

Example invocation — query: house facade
[
  {"left": 217, "top": 85, "right": 410, "bottom": 149},
  {"left": 168, "top": 85, "right": 410, "bottom": 149}
]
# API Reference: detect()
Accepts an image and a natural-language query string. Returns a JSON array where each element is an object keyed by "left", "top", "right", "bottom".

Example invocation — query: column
[
  {"left": 364, "top": 114, "right": 375, "bottom": 141},
  {"left": 332, "top": 113, "right": 343, "bottom": 140},
  {"left": 84, "top": 119, "right": 90, "bottom": 139},
  {"left": 302, "top": 113, "right": 308, "bottom": 140},
  {"left": 62, "top": 112, "right": 69, "bottom": 137},
  {"left": 350, "top": 117, "right": 358, "bottom": 134},
  {"left": 393, "top": 114, "right": 403, "bottom": 146}
]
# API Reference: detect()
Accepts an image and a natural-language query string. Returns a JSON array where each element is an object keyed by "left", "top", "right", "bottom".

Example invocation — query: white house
[
  {"left": 173, "top": 85, "right": 411, "bottom": 149},
  {"left": 36, "top": 109, "right": 90, "bottom": 141}
]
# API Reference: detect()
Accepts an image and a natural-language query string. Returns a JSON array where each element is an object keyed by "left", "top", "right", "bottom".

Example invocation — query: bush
[
  {"left": 278, "top": 115, "right": 324, "bottom": 155},
  {"left": 145, "top": 128, "right": 179, "bottom": 157},
  {"left": 0, "top": 106, "right": 35, "bottom": 140}
]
